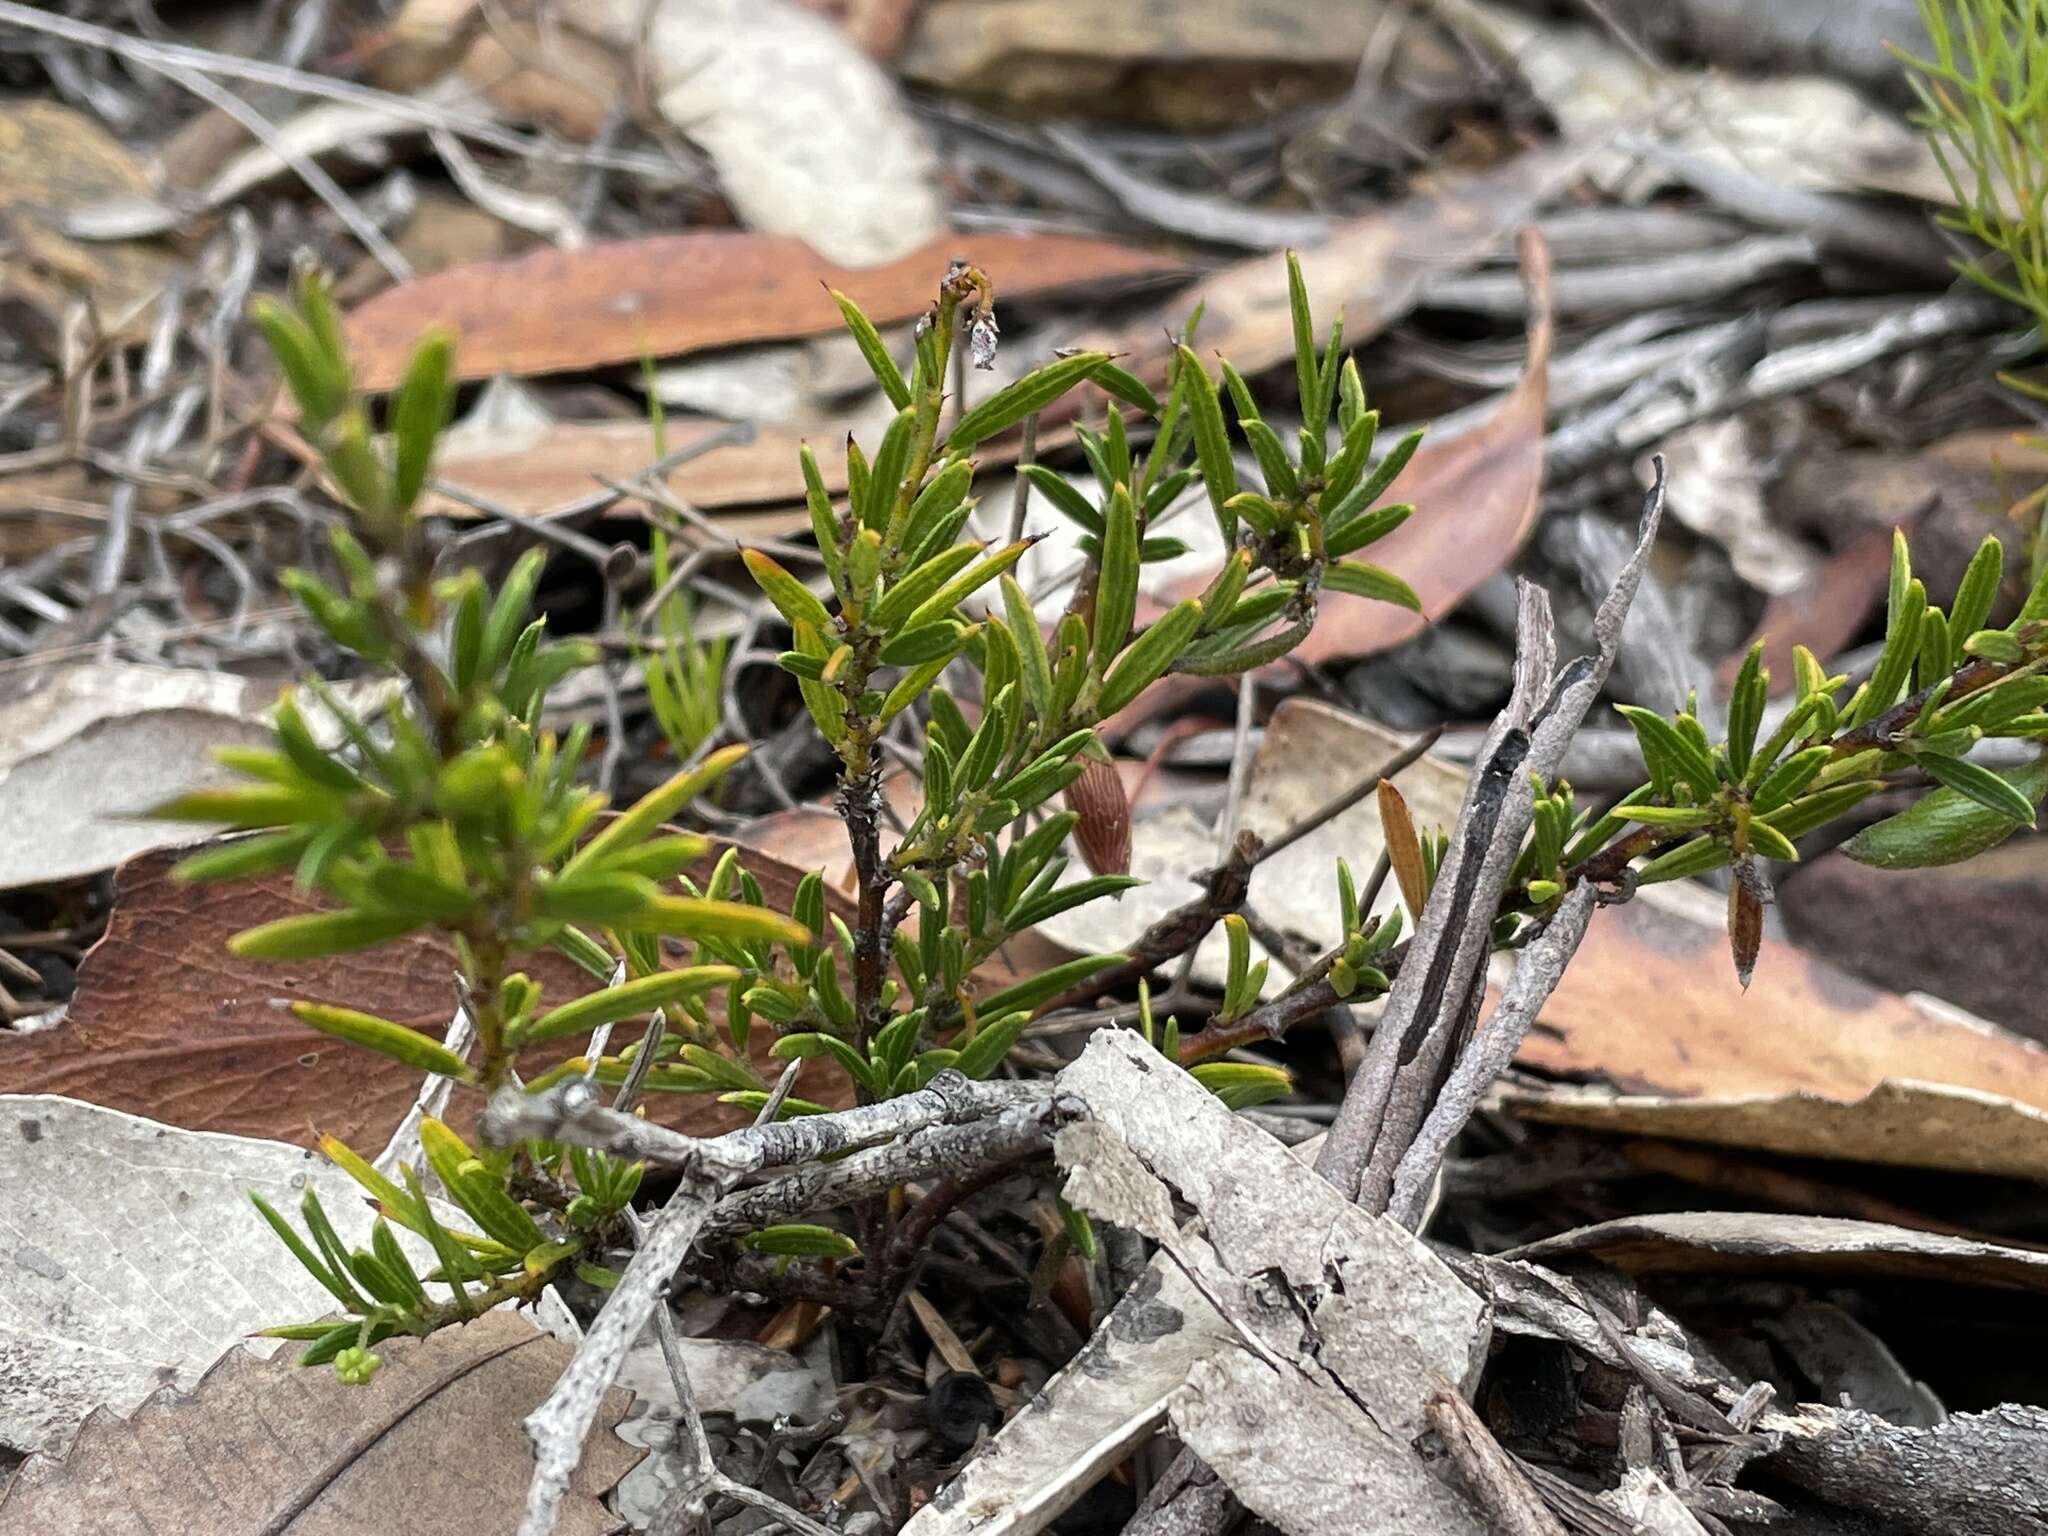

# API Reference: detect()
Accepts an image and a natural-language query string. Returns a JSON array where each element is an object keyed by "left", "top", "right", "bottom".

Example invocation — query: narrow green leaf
[
  {"left": 249, "top": 1193, "right": 355, "bottom": 1310},
  {"left": 1098, "top": 599, "right": 1203, "bottom": 717},
  {"left": 1325, "top": 501, "right": 1412, "bottom": 559},
  {"left": 900, "top": 459, "right": 975, "bottom": 555},
  {"left": 1948, "top": 536, "right": 2004, "bottom": 643},
  {"left": 901, "top": 539, "right": 1034, "bottom": 632},
  {"left": 389, "top": 328, "right": 455, "bottom": 515},
  {"left": 567, "top": 744, "right": 747, "bottom": 875},
  {"left": 614, "top": 896, "right": 810, "bottom": 947},
  {"left": 880, "top": 620, "right": 970, "bottom": 667},
  {"left": 743, "top": 549, "right": 834, "bottom": 636},
  {"left": 1323, "top": 561, "right": 1419, "bottom": 611},
  {"left": 1323, "top": 426, "right": 1423, "bottom": 528},
  {"left": 1724, "top": 641, "right": 1766, "bottom": 778},
  {"left": 954, "top": 1009, "right": 1028, "bottom": 1078},
  {"left": 800, "top": 444, "right": 847, "bottom": 595},
  {"left": 1177, "top": 346, "right": 1237, "bottom": 543},
  {"left": 1750, "top": 745, "right": 1832, "bottom": 814},
  {"left": 1318, "top": 409, "right": 1379, "bottom": 514},
  {"left": 1092, "top": 362, "right": 1159, "bottom": 417},
  {"left": 1285, "top": 250, "right": 1320, "bottom": 436},
  {"left": 947, "top": 352, "right": 1109, "bottom": 453},
  {"left": 1189, "top": 1061, "right": 1292, "bottom": 1111},
  {"left": 290, "top": 1002, "right": 476, "bottom": 1079},
  {"left": 976, "top": 953, "right": 1124, "bottom": 1018},
  {"left": 229, "top": 909, "right": 421, "bottom": 960},
  {"left": 1003, "top": 575, "right": 1053, "bottom": 717},
  {"left": 742, "top": 1224, "right": 860, "bottom": 1259},
  {"left": 1239, "top": 418, "right": 1298, "bottom": 502},
  {"left": 1918, "top": 750, "right": 2040, "bottom": 826},
  {"left": 871, "top": 541, "right": 984, "bottom": 632},
  {"left": 1093, "top": 482, "right": 1140, "bottom": 668},
  {"left": 863, "top": 407, "right": 917, "bottom": 535},
  {"left": 829, "top": 289, "right": 910, "bottom": 409},
  {"left": 515, "top": 966, "right": 740, "bottom": 1046},
  {"left": 1843, "top": 757, "right": 2048, "bottom": 868}
]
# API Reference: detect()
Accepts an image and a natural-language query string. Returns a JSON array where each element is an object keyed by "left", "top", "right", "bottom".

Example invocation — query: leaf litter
[{"left": 5, "top": 1, "right": 2048, "bottom": 1532}]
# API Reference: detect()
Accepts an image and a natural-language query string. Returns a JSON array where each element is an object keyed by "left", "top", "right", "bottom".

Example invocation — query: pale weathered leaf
[
  {"left": 622, "top": 0, "right": 943, "bottom": 265},
  {"left": 0, "top": 101, "right": 175, "bottom": 348},
  {"left": 0, "top": 665, "right": 393, "bottom": 892},
  {"left": 1506, "top": 1211, "right": 2048, "bottom": 1295},
  {"left": 1169, "top": 1349, "right": 1486, "bottom": 1536},
  {"left": 0, "top": 1095, "right": 448, "bottom": 1455},
  {"left": 0, "top": 1308, "right": 640, "bottom": 1535}
]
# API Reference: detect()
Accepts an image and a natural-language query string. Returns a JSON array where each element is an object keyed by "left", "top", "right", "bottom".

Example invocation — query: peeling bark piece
[
  {"left": 1762, "top": 1403, "right": 2048, "bottom": 1536},
  {"left": 0, "top": 1310, "right": 639, "bottom": 1536},
  {"left": 1506, "top": 1212, "right": 2048, "bottom": 1295},
  {"left": 1169, "top": 1349, "right": 1486, "bottom": 1536},
  {"left": 1598, "top": 1468, "right": 1711, "bottom": 1536},
  {"left": 1503, "top": 1072, "right": 2048, "bottom": 1184},
  {"left": 899, "top": 1258, "right": 1229, "bottom": 1536},
  {"left": 905, "top": 1034, "right": 1489, "bottom": 1536},
  {"left": 1056, "top": 1031, "right": 1489, "bottom": 1430},
  {"left": 1445, "top": 1253, "right": 1723, "bottom": 1396}
]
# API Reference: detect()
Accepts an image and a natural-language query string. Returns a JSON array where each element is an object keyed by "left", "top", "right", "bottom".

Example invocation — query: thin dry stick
[
  {"left": 0, "top": 1, "right": 692, "bottom": 178},
  {"left": 1318, "top": 463, "right": 1664, "bottom": 1210},
  {"left": 487, "top": 1072, "right": 1041, "bottom": 1536},
  {"left": 643, "top": 1065, "right": 836, "bottom": 1536},
  {"left": 1425, "top": 1382, "right": 1572, "bottom": 1536},
  {"left": 156, "top": 60, "right": 411, "bottom": 281},
  {"left": 1386, "top": 881, "right": 1596, "bottom": 1228},
  {"left": 1007, "top": 413, "right": 1040, "bottom": 544}
]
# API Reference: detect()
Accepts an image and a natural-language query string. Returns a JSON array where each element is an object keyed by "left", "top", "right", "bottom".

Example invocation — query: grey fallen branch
[
  {"left": 480, "top": 1071, "right": 1050, "bottom": 1536},
  {"left": 1388, "top": 880, "right": 1597, "bottom": 1228},
  {"left": 700, "top": 1093, "right": 1072, "bottom": 1242},
  {"left": 1319, "top": 462, "right": 1665, "bottom": 1213}
]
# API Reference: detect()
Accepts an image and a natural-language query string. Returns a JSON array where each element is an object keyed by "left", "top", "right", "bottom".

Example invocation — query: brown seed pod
[
  {"left": 1064, "top": 756, "right": 1131, "bottom": 877},
  {"left": 1726, "top": 854, "right": 1766, "bottom": 990}
]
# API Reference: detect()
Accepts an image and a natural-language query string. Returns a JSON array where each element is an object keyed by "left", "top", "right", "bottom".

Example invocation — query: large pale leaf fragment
[
  {"left": 1057, "top": 1033, "right": 1488, "bottom": 1428},
  {"left": 0, "top": 665, "right": 389, "bottom": 892},
  {"left": 0, "top": 1309, "right": 640, "bottom": 1536},
  {"left": 600, "top": 0, "right": 943, "bottom": 266},
  {"left": 0, "top": 1095, "right": 446, "bottom": 1455}
]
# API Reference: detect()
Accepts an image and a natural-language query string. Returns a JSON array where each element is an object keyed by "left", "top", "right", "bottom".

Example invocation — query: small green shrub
[{"left": 162, "top": 250, "right": 2048, "bottom": 1375}]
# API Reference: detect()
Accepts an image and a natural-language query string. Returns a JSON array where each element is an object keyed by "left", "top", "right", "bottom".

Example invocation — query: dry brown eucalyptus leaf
[
  {"left": 0, "top": 837, "right": 854, "bottom": 1147},
  {"left": 0, "top": 1310, "right": 640, "bottom": 1536},
  {"left": 339, "top": 230, "right": 1183, "bottom": 393}
]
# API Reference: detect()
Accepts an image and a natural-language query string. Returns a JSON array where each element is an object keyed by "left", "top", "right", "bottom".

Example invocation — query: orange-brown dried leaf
[
  {"left": 340, "top": 230, "right": 1183, "bottom": 392},
  {"left": 1, "top": 838, "right": 852, "bottom": 1148},
  {"left": 1376, "top": 779, "right": 1428, "bottom": 919}
]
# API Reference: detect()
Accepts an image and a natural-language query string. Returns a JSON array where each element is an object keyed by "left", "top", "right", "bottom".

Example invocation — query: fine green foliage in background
[
  {"left": 1899, "top": 0, "right": 2048, "bottom": 338},
  {"left": 1897, "top": 0, "right": 2048, "bottom": 582},
  {"left": 158, "top": 247, "right": 2048, "bottom": 1378}
]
